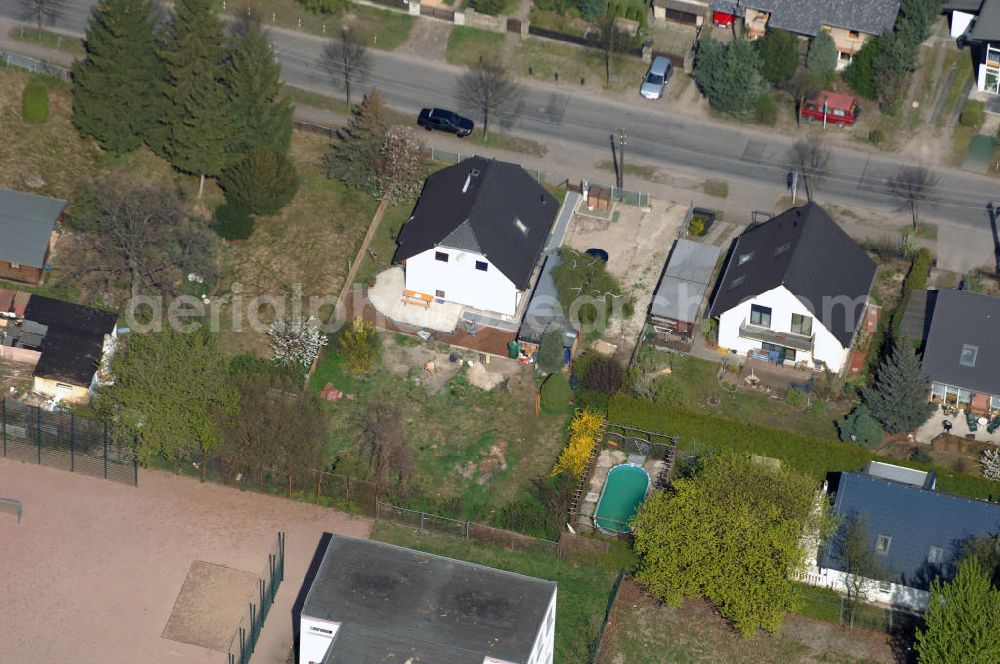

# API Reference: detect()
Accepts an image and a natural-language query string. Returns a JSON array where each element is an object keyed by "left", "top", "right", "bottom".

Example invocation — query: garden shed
[{"left": 649, "top": 238, "right": 721, "bottom": 343}]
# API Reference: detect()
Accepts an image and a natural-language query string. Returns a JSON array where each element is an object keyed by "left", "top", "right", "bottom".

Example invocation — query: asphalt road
[{"left": 6, "top": 0, "right": 999, "bottom": 230}]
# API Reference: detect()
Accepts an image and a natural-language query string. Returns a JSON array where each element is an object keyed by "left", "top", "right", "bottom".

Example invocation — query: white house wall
[
  {"left": 523, "top": 588, "right": 557, "bottom": 664},
  {"left": 405, "top": 247, "right": 520, "bottom": 316},
  {"left": 950, "top": 10, "right": 975, "bottom": 38},
  {"left": 716, "top": 285, "right": 850, "bottom": 371},
  {"left": 298, "top": 616, "right": 340, "bottom": 664},
  {"left": 800, "top": 566, "right": 930, "bottom": 613}
]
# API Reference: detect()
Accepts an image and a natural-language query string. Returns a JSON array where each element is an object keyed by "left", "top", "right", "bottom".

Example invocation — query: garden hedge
[{"left": 609, "top": 395, "right": 1000, "bottom": 501}]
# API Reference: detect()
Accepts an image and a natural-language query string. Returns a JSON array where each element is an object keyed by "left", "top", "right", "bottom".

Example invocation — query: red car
[
  {"left": 712, "top": 11, "right": 735, "bottom": 28},
  {"left": 801, "top": 91, "right": 860, "bottom": 127}
]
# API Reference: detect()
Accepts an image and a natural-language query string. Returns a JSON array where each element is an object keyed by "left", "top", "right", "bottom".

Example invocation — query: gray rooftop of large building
[
  {"left": 303, "top": 535, "right": 556, "bottom": 664},
  {"left": 650, "top": 239, "right": 721, "bottom": 323},
  {"left": 710, "top": 0, "right": 899, "bottom": 36},
  {"left": 0, "top": 188, "right": 66, "bottom": 267},
  {"left": 921, "top": 289, "right": 1000, "bottom": 396}
]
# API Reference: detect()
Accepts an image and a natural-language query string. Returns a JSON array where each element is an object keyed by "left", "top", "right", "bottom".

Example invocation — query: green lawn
[
  {"left": 372, "top": 520, "right": 618, "bottom": 664},
  {"left": 510, "top": 40, "right": 646, "bottom": 92},
  {"left": 446, "top": 26, "right": 505, "bottom": 67},
  {"left": 212, "top": 0, "right": 414, "bottom": 51},
  {"left": 597, "top": 159, "right": 657, "bottom": 181},
  {"left": 702, "top": 179, "right": 729, "bottom": 198},
  {"left": 465, "top": 131, "right": 548, "bottom": 156}
]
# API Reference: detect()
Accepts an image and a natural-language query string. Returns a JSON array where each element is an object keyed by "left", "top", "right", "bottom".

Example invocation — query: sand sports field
[{"left": 0, "top": 458, "right": 371, "bottom": 664}]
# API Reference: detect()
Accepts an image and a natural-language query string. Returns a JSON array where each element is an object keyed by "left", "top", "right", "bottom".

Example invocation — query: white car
[{"left": 640, "top": 57, "right": 673, "bottom": 100}]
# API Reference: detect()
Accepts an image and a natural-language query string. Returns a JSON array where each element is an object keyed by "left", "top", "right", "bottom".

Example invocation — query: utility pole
[{"left": 617, "top": 127, "right": 627, "bottom": 195}]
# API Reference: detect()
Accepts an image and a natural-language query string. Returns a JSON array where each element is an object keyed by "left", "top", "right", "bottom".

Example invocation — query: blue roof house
[{"left": 802, "top": 467, "right": 1000, "bottom": 612}]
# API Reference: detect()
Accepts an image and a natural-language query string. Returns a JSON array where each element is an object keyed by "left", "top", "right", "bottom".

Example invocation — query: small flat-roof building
[
  {"left": 0, "top": 188, "right": 66, "bottom": 285},
  {"left": 649, "top": 238, "right": 721, "bottom": 345},
  {"left": 298, "top": 535, "right": 557, "bottom": 664},
  {"left": 516, "top": 251, "right": 577, "bottom": 362}
]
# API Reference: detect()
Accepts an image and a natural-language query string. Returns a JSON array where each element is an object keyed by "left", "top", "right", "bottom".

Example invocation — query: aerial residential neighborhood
[{"left": 3, "top": 0, "right": 1000, "bottom": 662}]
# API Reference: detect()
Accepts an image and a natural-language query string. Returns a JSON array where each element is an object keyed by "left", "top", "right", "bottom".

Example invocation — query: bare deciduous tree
[
  {"left": 836, "top": 513, "right": 884, "bottom": 630},
  {"left": 457, "top": 60, "right": 522, "bottom": 142},
  {"left": 355, "top": 402, "right": 414, "bottom": 494},
  {"left": 788, "top": 135, "right": 831, "bottom": 202},
  {"left": 321, "top": 27, "right": 370, "bottom": 108},
  {"left": 71, "top": 173, "right": 218, "bottom": 299},
  {"left": 21, "top": 0, "right": 64, "bottom": 35},
  {"left": 888, "top": 165, "right": 940, "bottom": 232}
]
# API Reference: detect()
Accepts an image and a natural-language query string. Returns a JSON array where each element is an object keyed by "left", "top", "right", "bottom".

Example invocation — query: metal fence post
[
  {"left": 2, "top": 398, "right": 6, "bottom": 457},
  {"left": 103, "top": 422, "right": 108, "bottom": 480},
  {"left": 36, "top": 405, "right": 41, "bottom": 464},
  {"left": 69, "top": 412, "right": 75, "bottom": 472}
]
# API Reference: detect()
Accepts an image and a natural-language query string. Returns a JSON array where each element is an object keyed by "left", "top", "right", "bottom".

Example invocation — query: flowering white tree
[
  {"left": 982, "top": 448, "right": 1000, "bottom": 480},
  {"left": 370, "top": 126, "right": 425, "bottom": 204},
  {"left": 268, "top": 316, "right": 327, "bottom": 368}
]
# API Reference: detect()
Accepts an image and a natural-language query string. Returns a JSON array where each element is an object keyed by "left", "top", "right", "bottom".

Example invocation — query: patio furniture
[
  {"left": 943, "top": 420, "right": 952, "bottom": 434},
  {"left": 967, "top": 410, "right": 979, "bottom": 433},
  {"left": 988, "top": 417, "right": 1000, "bottom": 435}
]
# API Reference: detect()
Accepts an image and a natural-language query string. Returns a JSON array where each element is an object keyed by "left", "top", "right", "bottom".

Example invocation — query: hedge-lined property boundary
[{"left": 609, "top": 395, "right": 999, "bottom": 500}]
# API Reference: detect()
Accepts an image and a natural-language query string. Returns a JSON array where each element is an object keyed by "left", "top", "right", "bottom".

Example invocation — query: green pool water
[{"left": 594, "top": 463, "right": 650, "bottom": 533}]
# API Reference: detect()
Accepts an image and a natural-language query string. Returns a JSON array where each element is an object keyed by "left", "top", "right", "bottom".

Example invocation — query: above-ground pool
[{"left": 594, "top": 463, "right": 650, "bottom": 533}]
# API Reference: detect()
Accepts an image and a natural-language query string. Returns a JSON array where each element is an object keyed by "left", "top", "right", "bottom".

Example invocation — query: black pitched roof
[
  {"left": 921, "top": 289, "right": 1000, "bottom": 395},
  {"left": 23, "top": 295, "right": 118, "bottom": 386},
  {"left": 709, "top": 0, "right": 899, "bottom": 36},
  {"left": 394, "top": 157, "right": 558, "bottom": 290},
  {"left": 708, "top": 203, "right": 876, "bottom": 347},
  {"left": 303, "top": 535, "right": 556, "bottom": 664},
  {"left": 818, "top": 472, "right": 1000, "bottom": 590}
]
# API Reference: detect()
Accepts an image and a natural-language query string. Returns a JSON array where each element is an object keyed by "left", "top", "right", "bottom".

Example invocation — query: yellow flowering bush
[{"left": 551, "top": 408, "right": 604, "bottom": 478}]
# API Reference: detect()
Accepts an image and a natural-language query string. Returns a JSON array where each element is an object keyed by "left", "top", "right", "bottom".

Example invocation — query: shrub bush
[
  {"left": 807, "top": 32, "right": 837, "bottom": 73},
  {"left": 959, "top": 100, "right": 985, "bottom": 129},
  {"left": 786, "top": 387, "right": 806, "bottom": 408},
  {"left": 540, "top": 372, "right": 572, "bottom": 413},
  {"left": 653, "top": 375, "right": 687, "bottom": 407},
  {"left": 754, "top": 94, "right": 778, "bottom": 126},
  {"left": 219, "top": 148, "right": 299, "bottom": 216},
  {"left": 688, "top": 217, "right": 705, "bottom": 236},
  {"left": 583, "top": 355, "right": 624, "bottom": 394},
  {"left": 211, "top": 203, "right": 255, "bottom": 240},
  {"left": 837, "top": 405, "right": 884, "bottom": 447},
  {"left": 843, "top": 38, "right": 878, "bottom": 100},
  {"left": 338, "top": 317, "right": 379, "bottom": 376},
  {"left": 22, "top": 81, "right": 49, "bottom": 123},
  {"left": 552, "top": 408, "right": 604, "bottom": 477},
  {"left": 608, "top": 394, "right": 999, "bottom": 500},
  {"left": 536, "top": 330, "right": 565, "bottom": 374}
]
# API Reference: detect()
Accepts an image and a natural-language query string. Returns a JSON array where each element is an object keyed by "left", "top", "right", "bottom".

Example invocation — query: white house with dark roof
[
  {"left": 297, "top": 534, "right": 557, "bottom": 664},
  {"left": 918, "top": 289, "right": 1000, "bottom": 415},
  {"left": 803, "top": 466, "right": 1000, "bottom": 612},
  {"left": 707, "top": 203, "right": 877, "bottom": 372},
  {"left": 393, "top": 157, "right": 558, "bottom": 318},
  {"left": 944, "top": 0, "right": 1000, "bottom": 94},
  {"left": 709, "top": 0, "right": 900, "bottom": 69}
]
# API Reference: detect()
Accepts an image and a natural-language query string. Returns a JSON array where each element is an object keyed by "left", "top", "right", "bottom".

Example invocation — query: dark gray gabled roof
[
  {"left": 650, "top": 239, "right": 722, "bottom": 323},
  {"left": 942, "top": 0, "right": 986, "bottom": 12},
  {"left": 921, "top": 289, "right": 1000, "bottom": 395},
  {"left": 23, "top": 295, "right": 118, "bottom": 387},
  {"left": 0, "top": 188, "right": 66, "bottom": 267},
  {"left": 818, "top": 472, "right": 1000, "bottom": 590},
  {"left": 708, "top": 203, "right": 877, "bottom": 347},
  {"left": 970, "top": 0, "right": 1000, "bottom": 40},
  {"left": 394, "top": 157, "right": 559, "bottom": 290},
  {"left": 708, "top": 0, "right": 899, "bottom": 36},
  {"left": 302, "top": 535, "right": 556, "bottom": 664}
]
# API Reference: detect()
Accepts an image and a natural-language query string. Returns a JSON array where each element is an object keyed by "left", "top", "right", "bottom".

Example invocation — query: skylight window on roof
[
  {"left": 738, "top": 252, "right": 754, "bottom": 265},
  {"left": 876, "top": 535, "right": 891, "bottom": 554},
  {"left": 774, "top": 242, "right": 791, "bottom": 257},
  {"left": 729, "top": 275, "right": 746, "bottom": 290},
  {"left": 514, "top": 218, "right": 528, "bottom": 235},
  {"left": 960, "top": 344, "right": 978, "bottom": 368},
  {"left": 928, "top": 546, "right": 944, "bottom": 564}
]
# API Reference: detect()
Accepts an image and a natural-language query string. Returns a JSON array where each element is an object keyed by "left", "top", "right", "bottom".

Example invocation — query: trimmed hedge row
[{"left": 609, "top": 395, "right": 1000, "bottom": 501}]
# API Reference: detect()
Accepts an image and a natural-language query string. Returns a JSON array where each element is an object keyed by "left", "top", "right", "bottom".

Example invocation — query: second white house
[{"left": 708, "top": 203, "right": 877, "bottom": 373}]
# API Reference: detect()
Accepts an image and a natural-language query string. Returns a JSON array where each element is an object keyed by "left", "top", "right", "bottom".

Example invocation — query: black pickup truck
[{"left": 417, "top": 108, "right": 475, "bottom": 137}]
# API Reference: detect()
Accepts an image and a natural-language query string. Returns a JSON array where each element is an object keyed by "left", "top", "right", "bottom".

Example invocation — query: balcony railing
[{"left": 739, "top": 320, "right": 813, "bottom": 352}]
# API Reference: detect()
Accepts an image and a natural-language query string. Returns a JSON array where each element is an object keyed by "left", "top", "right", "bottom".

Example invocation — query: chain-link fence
[
  {"left": 1, "top": 398, "right": 137, "bottom": 485},
  {"left": 228, "top": 532, "right": 286, "bottom": 664},
  {"left": 0, "top": 51, "right": 71, "bottom": 81}
]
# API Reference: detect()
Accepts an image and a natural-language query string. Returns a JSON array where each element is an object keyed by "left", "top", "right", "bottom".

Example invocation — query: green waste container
[{"left": 507, "top": 341, "right": 520, "bottom": 359}]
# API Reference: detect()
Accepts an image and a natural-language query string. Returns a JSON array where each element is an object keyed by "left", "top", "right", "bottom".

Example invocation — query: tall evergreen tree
[
  {"left": 159, "top": 0, "right": 232, "bottom": 197},
  {"left": 226, "top": 19, "right": 292, "bottom": 157},
  {"left": 73, "top": 0, "right": 159, "bottom": 153},
  {"left": 325, "top": 90, "right": 389, "bottom": 192},
  {"left": 915, "top": 558, "right": 1000, "bottom": 664},
  {"left": 694, "top": 37, "right": 767, "bottom": 121},
  {"left": 862, "top": 340, "right": 935, "bottom": 433},
  {"left": 755, "top": 28, "right": 798, "bottom": 85}
]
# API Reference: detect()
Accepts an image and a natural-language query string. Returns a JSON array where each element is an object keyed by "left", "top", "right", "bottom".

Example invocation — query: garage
[{"left": 653, "top": 0, "right": 708, "bottom": 25}]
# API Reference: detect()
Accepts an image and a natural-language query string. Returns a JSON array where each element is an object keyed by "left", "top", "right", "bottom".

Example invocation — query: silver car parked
[{"left": 640, "top": 56, "right": 673, "bottom": 100}]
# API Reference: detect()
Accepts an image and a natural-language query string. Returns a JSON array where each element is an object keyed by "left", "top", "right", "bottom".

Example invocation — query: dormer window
[
  {"left": 960, "top": 344, "right": 978, "bottom": 367},
  {"left": 876, "top": 534, "right": 891, "bottom": 554}
]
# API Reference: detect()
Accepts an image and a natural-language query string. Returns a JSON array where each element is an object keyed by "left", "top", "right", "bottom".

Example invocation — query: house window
[
  {"left": 878, "top": 580, "right": 891, "bottom": 592},
  {"left": 761, "top": 342, "right": 795, "bottom": 361},
  {"left": 435, "top": 289, "right": 445, "bottom": 298},
  {"left": 928, "top": 546, "right": 944, "bottom": 564},
  {"left": 960, "top": 344, "right": 978, "bottom": 367},
  {"left": 849, "top": 30, "right": 860, "bottom": 39},
  {"left": 876, "top": 535, "right": 891, "bottom": 554},
  {"left": 838, "top": 51, "right": 853, "bottom": 63},
  {"left": 750, "top": 305, "right": 771, "bottom": 328},
  {"left": 790, "top": 314, "right": 812, "bottom": 336},
  {"left": 773, "top": 242, "right": 791, "bottom": 257},
  {"left": 475, "top": 260, "right": 488, "bottom": 272},
  {"left": 435, "top": 251, "right": 449, "bottom": 263},
  {"left": 729, "top": 275, "right": 746, "bottom": 290},
  {"left": 992, "top": 394, "right": 1000, "bottom": 410},
  {"left": 738, "top": 252, "right": 754, "bottom": 265},
  {"left": 9, "top": 262, "right": 19, "bottom": 270}
]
